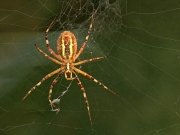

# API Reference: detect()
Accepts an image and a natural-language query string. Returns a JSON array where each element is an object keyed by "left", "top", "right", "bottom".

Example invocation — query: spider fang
[{"left": 65, "top": 70, "right": 74, "bottom": 80}]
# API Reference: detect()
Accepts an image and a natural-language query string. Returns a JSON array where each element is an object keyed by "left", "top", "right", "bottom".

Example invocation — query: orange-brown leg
[
  {"left": 72, "top": 67, "right": 120, "bottom": 97},
  {"left": 73, "top": 72, "right": 92, "bottom": 126},
  {"left": 48, "top": 72, "right": 63, "bottom": 110},
  {"left": 35, "top": 44, "right": 62, "bottom": 65},
  {"left": 45, "top": 17, "right": 62, "bottom": 61},
  {"left": 74, "top": 56, "right": 106, "bottom": 66},
  {"left": 75, "top": 10, "right": 94, "bottom": 60},
  {"left": 22, "top": 68, "right": 63, "bottom": 101}
]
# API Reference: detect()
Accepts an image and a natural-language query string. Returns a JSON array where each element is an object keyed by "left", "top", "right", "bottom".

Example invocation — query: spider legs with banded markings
[
  {"left": 22, "top": 8, "right": 120, "bottom": 126},
  {"left": 35, "top": 44, "right": 62, "bottom": 65},
  {"left": 75, "top": 9, "right": 94, "bottom": 60},
  {"left": 45, "top": 17, "right": 63, "bottom": 61},
  {"left": 74, "top": 56, "right": 106, "bottom": 66},
  {"left": 73, "top": 67, "right": 120, "bottom": 97},
  {"left": 73, "top": 72, "right": 92, "bottom": 126},
  {"left": 22, "top": 68, "right": 63, "bottom": 101},
  {"left": 49, "top": 72, "right": 64, "bottom": 111}
]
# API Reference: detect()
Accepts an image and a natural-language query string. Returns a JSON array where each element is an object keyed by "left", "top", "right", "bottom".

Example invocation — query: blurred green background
[{"left": 1, "top": 0, "right": 180, "bottom": 135}]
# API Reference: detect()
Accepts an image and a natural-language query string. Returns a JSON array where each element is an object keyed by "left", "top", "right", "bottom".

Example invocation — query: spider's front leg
[
  {"left": 22, "top": 68, "right": 63, "bottom": 101},
  {"left": 48, "top": 72, "right": 63, "bottom": 111},
  {"left": 72, "top": 67, "right": 120, "bottom": 97},
  {"left": 73, "top": 72, "right": 92, "bottom": 126}
]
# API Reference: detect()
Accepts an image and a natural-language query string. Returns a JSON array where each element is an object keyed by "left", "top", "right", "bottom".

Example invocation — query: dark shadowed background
[{"left": 1, "top": 0, "right": 180, "bottom": 135}]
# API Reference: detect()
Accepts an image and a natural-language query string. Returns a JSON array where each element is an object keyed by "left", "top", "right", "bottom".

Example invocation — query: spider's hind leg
[
  {"left": 75, "top": 9, "right": 94, "bottom": 60},
  {"left": 45, "top": 17, "right": 62, "bottom": 61},
  {"left": 35, "top": 44, "right": 62, "bottom": 65}
]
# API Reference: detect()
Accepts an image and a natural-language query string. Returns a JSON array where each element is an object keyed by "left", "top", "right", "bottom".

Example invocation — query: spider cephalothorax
[{"left": 22, "top": 10, "right": 120, "bottom": 126}]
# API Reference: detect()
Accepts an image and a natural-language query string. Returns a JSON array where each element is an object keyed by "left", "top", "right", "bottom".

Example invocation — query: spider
[{"left": 22, "top": 10, "right": 120, "bottom": 126}]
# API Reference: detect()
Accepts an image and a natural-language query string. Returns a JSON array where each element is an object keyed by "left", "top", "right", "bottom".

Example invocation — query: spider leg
[
  {"left": 35, "top": 44, "right": 61, "bottom": 65},
  {"left": 75, "top": 9, "right": 94, "bottom": 60},
  {"left": 45, "top": 17, "right": 62, "bottom": 61},
  {"left": 22, "top": 68, "right": 63, "bottom": 101},
  {"left": 72, "top": 67, "right": 120, "bottom": 97},
  {"left": 73, "top": 72, "right": 92, "bottom": 126},
  {"left": 48, "top": 72, "right": 63, "bottom": 110},
  {"left": 74, "top": 56, "right": 106, "bottom": 66}
]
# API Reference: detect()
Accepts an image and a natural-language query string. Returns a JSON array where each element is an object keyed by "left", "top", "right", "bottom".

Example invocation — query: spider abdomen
[{"left": 57, "top": 31, "right": 77, "bottom": 61}]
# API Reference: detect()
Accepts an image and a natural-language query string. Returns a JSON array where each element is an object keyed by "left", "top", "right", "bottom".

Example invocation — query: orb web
[{"left": 1, "top": 0, "right": 180, "bottom": 134}]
